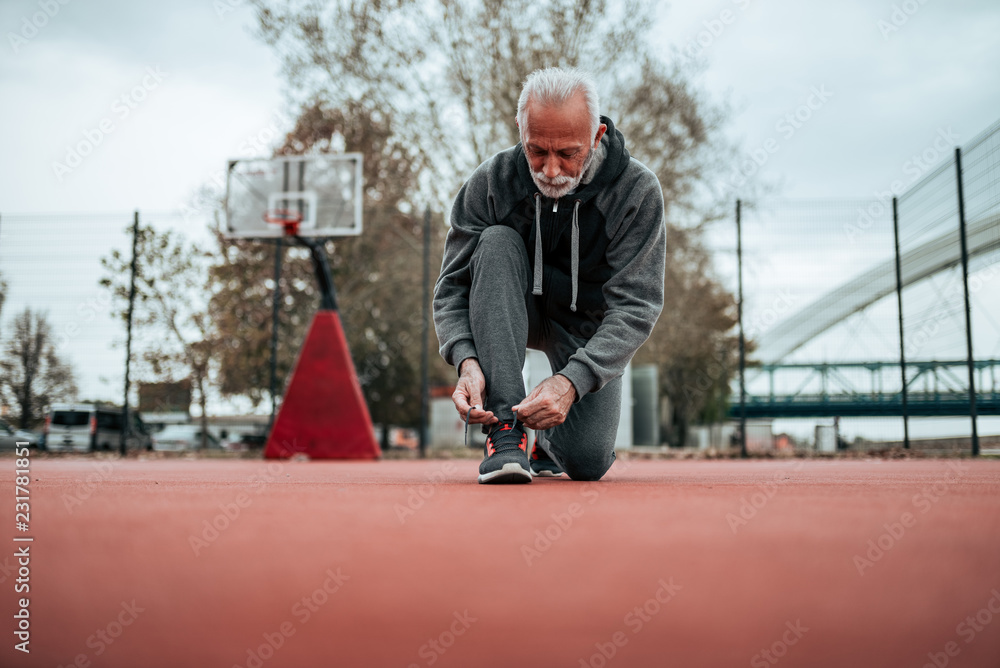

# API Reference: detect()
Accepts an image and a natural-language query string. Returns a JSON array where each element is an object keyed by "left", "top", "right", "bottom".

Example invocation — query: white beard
[{"left": 529, "top": 146, "right": 596, "bottom": 200}]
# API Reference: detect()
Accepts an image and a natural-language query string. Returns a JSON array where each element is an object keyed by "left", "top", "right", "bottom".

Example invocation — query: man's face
[{"left": 521, "top": 92, "right": 607, "bottom": 199}]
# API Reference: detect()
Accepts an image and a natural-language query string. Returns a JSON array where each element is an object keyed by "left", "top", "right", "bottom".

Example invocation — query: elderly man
[{"left": 433, "top": 67, "right": 666, "bottom": 484}]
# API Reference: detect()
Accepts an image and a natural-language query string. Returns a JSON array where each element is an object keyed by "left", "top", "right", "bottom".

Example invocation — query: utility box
[
  {"left": 631, "top": 364, "right": 659, "bottom": 446},
  {"left": 745, "top": 420, "right": 775, "bottom": 453},
  {"left": 815, "top": 425, "right": 837, "bottom": 453}
]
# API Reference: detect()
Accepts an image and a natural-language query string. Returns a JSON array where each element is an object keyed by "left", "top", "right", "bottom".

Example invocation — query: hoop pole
[
  {"left": 295, "top": 235, "right": 338, "bottom": 312},
  {"left": 269, "top": 237, "right": 283, "bottom": 429}
]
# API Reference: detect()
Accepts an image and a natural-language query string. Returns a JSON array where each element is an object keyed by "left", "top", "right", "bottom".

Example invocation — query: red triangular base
[{"left": 264, "top": 311, "right": 381, "bottom": 460}]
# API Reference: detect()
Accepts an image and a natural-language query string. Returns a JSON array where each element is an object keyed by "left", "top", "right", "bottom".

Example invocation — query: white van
[{"left": 44, "top": 404, "right": 152, "bottom": 452}]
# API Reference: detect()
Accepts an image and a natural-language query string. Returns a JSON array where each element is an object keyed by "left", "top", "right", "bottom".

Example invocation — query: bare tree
[
  {"left": 0, "top": 308, "right": 78, "bottom": 428},
  {"left": 251, "top": 0, "right": 733, "bottom": 217},
  {"left": 100, "top": 225, "right": 219, "bottom": 449}
]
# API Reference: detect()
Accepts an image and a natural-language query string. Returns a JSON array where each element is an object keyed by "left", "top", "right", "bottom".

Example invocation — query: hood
[
  {"left": 513, "top": 115, "right": 631, "bottom": 312},
  {"left": 514, "top": 115, "right": 631, "bottom": 204}
]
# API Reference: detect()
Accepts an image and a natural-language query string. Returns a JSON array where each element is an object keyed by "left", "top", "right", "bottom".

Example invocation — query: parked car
[
  {"left": 212, "top": 428, "right": 243, "bottom": 451},
  {"left": 240, "top": 433, "right": 267, "bottom": 448},
  {"left": 153, "top": 424, "right": 221, "bottom": 452},
  {"left": 0, "top": 420, "right": 40, "bottom": 450},
  {"left": 43, "top": 404, "right": 152, "bottom": 452}
]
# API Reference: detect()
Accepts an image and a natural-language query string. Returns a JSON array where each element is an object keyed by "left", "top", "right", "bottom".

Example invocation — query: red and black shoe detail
[{"left": 478, "top": 419, "right": 531, "bottom": 484}]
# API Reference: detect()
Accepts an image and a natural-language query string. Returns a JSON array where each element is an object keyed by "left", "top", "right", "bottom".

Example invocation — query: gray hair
[{"left": 516, "top": 67, "right": 601, "bottom": 139}]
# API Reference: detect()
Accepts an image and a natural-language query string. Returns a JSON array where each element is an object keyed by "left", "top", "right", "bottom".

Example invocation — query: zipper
[{"left": 547, "top": 198, "right": 560, "bottom": 251}]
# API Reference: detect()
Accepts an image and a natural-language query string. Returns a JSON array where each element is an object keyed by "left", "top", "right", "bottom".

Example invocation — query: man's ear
[{"left": 593, "top": 123, "right": 607, "bottom": 148}]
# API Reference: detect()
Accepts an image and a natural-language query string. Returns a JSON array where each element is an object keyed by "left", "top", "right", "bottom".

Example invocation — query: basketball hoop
[
  {"left": 225, "top": 154, "right": 362, "bottom": 239},
  {"left": 263, "top": 209, "right": 303, "bottom": 237}
]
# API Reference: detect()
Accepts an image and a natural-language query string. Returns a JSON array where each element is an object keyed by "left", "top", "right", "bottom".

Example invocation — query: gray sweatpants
[{"left": 467, "top": 225, "right": 619, "bottom": 481}]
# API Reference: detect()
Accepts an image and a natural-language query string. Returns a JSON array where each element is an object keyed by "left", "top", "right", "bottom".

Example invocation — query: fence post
[
  {"left": 121, "top": 210, "right": 139, "bottom": 455},
  {"left": 268, "top": 236, "right": 283, "bottom": 431},
  {"left": 891, "top": 198, "right": 910, "bottom": 449},
  {"left": 954, "top": 148, "right": 979, "bottom": 456},
  {"left": 736, "top": 199, "right": 747, "bottom": 457}
]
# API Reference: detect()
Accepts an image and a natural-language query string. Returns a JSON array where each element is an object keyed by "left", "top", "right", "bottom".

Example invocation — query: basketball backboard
[{"left": 225, "top": 154, "right": 363, "bottom": 238}]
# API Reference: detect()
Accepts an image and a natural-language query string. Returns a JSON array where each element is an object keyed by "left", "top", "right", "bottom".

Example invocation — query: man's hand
[
  {"left": 453, "top": 358, "right": 498, "bottom": 426},
  {"left": 513, "top": 374, "right": 577, "bottom": 431}
]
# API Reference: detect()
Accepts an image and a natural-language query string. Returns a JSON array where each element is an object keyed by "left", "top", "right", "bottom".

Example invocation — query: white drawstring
[
  {"left": 532, "top": 194, "right": 581, "bottom": 312},
  {"left": 570, "top": 200, "right": 580, "bottom": 312},
  {"left": 532, "top": 193, "right": 543, "bottom": 296}
]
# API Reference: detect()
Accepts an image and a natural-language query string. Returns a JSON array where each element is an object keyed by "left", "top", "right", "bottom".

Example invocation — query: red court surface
[{"left": 2, "top": 456, "right": 1000, "bottom": 667}]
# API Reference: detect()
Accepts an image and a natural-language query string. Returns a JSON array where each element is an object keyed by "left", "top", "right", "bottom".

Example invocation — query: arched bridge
[{"left": 732, "top": 209, "right": 999, "bottom": 418}]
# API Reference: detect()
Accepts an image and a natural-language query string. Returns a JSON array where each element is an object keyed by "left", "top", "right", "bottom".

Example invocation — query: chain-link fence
[
  {"left": 732, "top": 199, "right": 904, "bottom": 452},
  {"left": 724, "top": 118, "right": 1000, "bottom": 454}
]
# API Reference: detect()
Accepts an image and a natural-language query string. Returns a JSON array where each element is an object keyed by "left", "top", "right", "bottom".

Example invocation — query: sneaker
[
  {"left": 478, "top": 419, "right": 531, "bottom": 484},
  {"left": 530, "top": 442, "right": 565, "bottom": 477}
]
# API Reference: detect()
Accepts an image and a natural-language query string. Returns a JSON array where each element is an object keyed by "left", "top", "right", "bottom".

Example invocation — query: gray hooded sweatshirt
[{"left": 433, "top": 116, "right": 666, "bottom": 401}]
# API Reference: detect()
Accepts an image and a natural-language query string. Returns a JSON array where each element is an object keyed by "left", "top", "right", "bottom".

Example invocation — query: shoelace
[
  {"left": 487, "top": 410, "right": 523, "bottom": 454},
  {"left": 464, "top": 406, "right": 475, "bottom": 446},
  {"left": 465, "top": 407, "right": 521, "bottom": 451}
]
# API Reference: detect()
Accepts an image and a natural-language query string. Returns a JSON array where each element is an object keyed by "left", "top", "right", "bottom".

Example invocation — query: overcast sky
[{"left": 1, "top": 0, "right": 998, "bottom": 213}]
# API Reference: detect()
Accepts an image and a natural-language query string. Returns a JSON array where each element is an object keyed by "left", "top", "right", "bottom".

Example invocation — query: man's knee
[
  {"left": 474, "top": 224, "right": 524, "bottom": 256},
  {"left": 561, "top": 449, "right": 615, "bottom": 482},
  {"left": 470, "top": 225, "right": 529, "bottom": 289}
]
